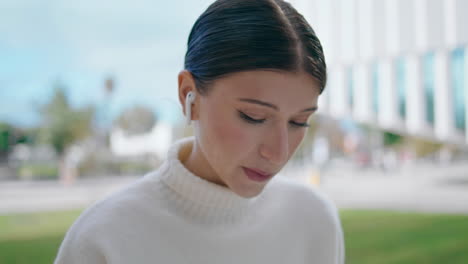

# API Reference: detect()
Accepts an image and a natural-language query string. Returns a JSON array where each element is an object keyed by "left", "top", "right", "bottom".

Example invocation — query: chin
[{"left": 232, "top": 184, "right": 266, "bottom": 198}]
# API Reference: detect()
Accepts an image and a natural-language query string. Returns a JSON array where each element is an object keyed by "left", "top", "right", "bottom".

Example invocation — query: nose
[{"left": 259, "top": 124, "right": 289, "bottom": 166}]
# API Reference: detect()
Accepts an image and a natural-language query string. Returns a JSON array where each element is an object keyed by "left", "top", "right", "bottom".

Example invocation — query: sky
[{"left": 0, "top": 0, "right": 213, "bottom": 127}]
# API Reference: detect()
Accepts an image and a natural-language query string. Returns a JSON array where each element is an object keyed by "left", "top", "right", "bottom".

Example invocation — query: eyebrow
[{"left": 238, "top": 98, "right": 318, "bottom": 113}]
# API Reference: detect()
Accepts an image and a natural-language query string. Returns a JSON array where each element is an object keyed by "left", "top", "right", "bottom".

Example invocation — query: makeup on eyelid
[{"left": 237, "top": 111, "right": 311, "bottom": 128}]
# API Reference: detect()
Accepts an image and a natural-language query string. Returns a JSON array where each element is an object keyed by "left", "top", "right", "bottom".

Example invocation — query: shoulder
[
  {"left": 55, "top": 167, "right": 167, "bottom": 263},
  {"left": 269, "top": 177, "right": 338, "bottom": 213},
  {"left": 57, "top": 168, "right": 166, "bottom": 250},
  {"left": 264, "top": 177, "right": 345, "bottom": 263},
  {"left": 266, "top": 176, "right": 342, "bottom": 229}
]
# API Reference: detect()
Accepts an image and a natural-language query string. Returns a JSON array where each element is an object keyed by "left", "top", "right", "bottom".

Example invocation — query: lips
[{"left": 242, "top": 167, "right": 273, "bottom": 182}]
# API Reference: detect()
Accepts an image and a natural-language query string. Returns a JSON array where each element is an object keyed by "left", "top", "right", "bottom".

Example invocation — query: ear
[{"left": 178, "top": 70, "right": 199, "bottom": 120}]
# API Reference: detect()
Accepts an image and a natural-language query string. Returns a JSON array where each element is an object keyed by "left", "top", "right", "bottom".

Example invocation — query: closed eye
[
  {"left": 239, "top": 111, "right": 310, "bottom": 128},
  {"left": 289, "top": 121, "right": 310, "bottom": 128},
  {"left": 238, "top": 111, "right": 265, "bottom": 124}
]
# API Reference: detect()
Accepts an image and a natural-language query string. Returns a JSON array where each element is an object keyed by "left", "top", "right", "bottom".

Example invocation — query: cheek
[
  {"left": 212, "top": 114, "right": 251, "bottom": 155},
  {"left": 289, "top": 130, "right": 307, "bottom": 157},
  {"left": 202, "top": 107, "right": 254, "bottom": 163}
]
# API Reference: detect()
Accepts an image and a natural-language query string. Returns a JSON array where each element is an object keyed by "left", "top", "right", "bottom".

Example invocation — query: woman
[{"left": 55, "top": 0, "right": 345, "bottom": 263}]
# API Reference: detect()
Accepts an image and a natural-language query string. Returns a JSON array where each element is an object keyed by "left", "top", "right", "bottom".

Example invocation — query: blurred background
[{"left": 0, "top": 0, "right": 467, "bottom": 263}]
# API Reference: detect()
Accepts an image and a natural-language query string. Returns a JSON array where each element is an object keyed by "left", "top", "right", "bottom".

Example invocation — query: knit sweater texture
[{"left": 55, "top": 137, "right": 345, "bottom": 264}]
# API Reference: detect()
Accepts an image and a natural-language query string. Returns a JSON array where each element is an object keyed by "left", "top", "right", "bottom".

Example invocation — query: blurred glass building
[{"left": 291, "top": 0, "right": 468, "bottom": 146}]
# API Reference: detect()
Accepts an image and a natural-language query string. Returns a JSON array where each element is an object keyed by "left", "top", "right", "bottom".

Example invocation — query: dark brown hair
[{"left": 184, "top": 0, "right": 326, "bottom": 95}]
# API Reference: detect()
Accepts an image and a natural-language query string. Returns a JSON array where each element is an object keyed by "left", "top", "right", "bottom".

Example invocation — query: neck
[{"left": 182, "top": 139, "right": 227, "bottom": 187}]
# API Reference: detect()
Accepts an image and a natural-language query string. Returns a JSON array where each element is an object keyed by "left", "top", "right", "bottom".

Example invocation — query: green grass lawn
[
  {"left": 0, "top": 210, "right": 81, "bottom": 264},
  {"left": 341, "top": 211, "right": 468, "bottom": 264},
  {"left": 1, "top": 209, "right": 467, "bottom": 264}
]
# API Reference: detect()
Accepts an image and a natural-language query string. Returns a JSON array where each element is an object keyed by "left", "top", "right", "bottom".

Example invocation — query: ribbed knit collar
[{"left": 159, "top": 137, "right": 261, "bottom": 214}]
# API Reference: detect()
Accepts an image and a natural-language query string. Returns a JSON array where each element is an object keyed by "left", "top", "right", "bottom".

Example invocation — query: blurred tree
[
  {"left": 0, "top": 122, "right": 34, "bottom": 162},
  {"left": 39, "top": 83, "right": 95, "bottom": 183},
  {"left": 18, "top": 127, "right": 38, "bottom": 145},
  {"left": 40, "top": 86, "right": 94, "bottom": 155},
  {"left": 0, "top": 122, "right": 13, "bottom": 161},
  {"left": 383, "top": 131, "right": 403, "bottom": 146},
  {"left": 114, "top": 105, "right": 156, "bottom": 136}
]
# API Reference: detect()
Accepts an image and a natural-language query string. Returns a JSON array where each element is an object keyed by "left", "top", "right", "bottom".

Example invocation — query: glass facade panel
[
  {"left": 396, "top": 57, "right": 406, "bottom": 119},
  {"left": 451, "top": 47, "right": 466, "bottom": 131},
  {"left": 423, "top": 52, "right": 435, "bottom": 125}
]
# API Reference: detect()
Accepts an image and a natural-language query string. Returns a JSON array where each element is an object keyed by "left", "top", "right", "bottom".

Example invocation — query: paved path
[
  {"left": 0, "top": 176, "right": 137, "bottom": 214},
  {"left": 0, "top": 162, "right": 467, "bottom": 215},
  {"left": 320, "top": 161, "right": 468, "bottom": 214}
]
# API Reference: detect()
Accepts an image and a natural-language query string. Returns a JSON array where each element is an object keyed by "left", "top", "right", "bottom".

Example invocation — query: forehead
[{"left": 208, "top": 70, "right": 320, "bottom": 108}]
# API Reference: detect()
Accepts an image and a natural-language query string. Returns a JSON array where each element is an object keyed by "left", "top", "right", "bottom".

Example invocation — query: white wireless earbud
[{"left": 185, "top": 91, "right": 196, "bottom": 125}]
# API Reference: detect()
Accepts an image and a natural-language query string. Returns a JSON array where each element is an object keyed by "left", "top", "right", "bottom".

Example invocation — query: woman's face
[{"left": 189, "top": 70, "right": 320, "bottom": 198}]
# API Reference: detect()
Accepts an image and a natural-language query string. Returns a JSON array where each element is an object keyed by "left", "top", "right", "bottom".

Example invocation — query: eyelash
[{"left": 238, "top": 111, "right": 310, "bottom": 128}]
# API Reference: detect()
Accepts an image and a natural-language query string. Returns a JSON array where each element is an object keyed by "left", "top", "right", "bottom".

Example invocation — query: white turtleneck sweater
[{"left": 55, "top": 137, "right": 344, "bottom": 264}]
